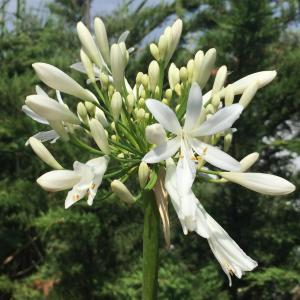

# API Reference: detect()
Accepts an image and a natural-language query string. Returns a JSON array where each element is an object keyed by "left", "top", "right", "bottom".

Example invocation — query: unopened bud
[
  {"left": 77, "top": 102, "right": 88, "bottom": 120},
  {"left": 192, "top": 50, "right": 204, "bottom": 83},
  {"left": 145, "top": 123, "right": 167, "bottom": 145},
  {"left": 187, "top": 59, "right": 195, "bottom": 83},
  {"left": 198, "top": 48, "right": 216, "bottom": 88},
  {"left": 136, "top": 72, "right": 143, "bottom": 85},
  {"left": 141, "top": 74, "right": 149, "bottom": 89},
  {"left": 100, "top": 72, "right": 109, "bottom": 89},
  {"left": 111, "top": 91, "right": 123, "bottom": 121},
  {"left": 111, "top": 180, "right": 135, "bottom": 204},
  {"left": 211, "top": 94, "right": 220, "bottom": 108},
  {"left": 111, "top": 134, "right": 118, "bottom": 142},
  {"left": 111, "top": 121, "right": 116, "bottom": 131},
  {"left": 138, "top": 98, "right": 145, "bottom": 107},
  {"left": 95, "top": 107, "right": 108, "bottom": 127},
  {"left": 240, "top": 152, "right": 259, "bottom": 172},
  {"left": 80, "top": 49, "right": 95, "bottom": 83},
  {"left": 174, "top": 83, "right": 181, "bottom": 96},
  {"left": 94, "top": 17, "right": 110, "bottom": 66},
  {"left": 138, "top": 162, "right": 150, "bottom": 188},
  {"left": 110, "top": 43, "right": 125, "bottom": 92},
  {"left": 28, "top": 137, "right": 63, "bottom": 170},
  {"left": 148, "top": 61, "right": 160, "bottom": 92},
  {"left": 168, "top": 63, "right": 180, "bottom": 89},
  {"left": 179, "top": 67, "right": 188, "bottom": 82},
  {"left": 205, "top": 104, "right": 215, "bottom": 114},
  {"left": 150, "top": 43, "right": 160, "bottom": 61},
  {"left": 162, "top": 98, "right": 169, "bottom": 105},
  {"left": 239, "top": 81, "right": 258, "bottom": 108},
  {"left": 117, "top": 153, "right": 125, "bottom": 159},
  {"left": 85, "top": 101, "right": 96, "bottom": 115},
  {"left": 225, "top": 84, "right": 234, "bottom": 106},
  {"left": 212, "top": 65, "right": 227, "bottom": 96},
  {"left": 137, "top": 108, "right": 145, "bottom": 120},
  {"left": 165, "top": 89, "right": 172, "bottom": 100},
  {"left": 90, "top": 118, "right": 110, "bottom": 154},
  {"left": 158, "top": 34, "right": 168, "bottom": 60},
  {"left": 224, "top": 133, "right": 232, "bottom": 152},
  {"left": 126, "top": 93, "right": 135, "bottom": 113}
]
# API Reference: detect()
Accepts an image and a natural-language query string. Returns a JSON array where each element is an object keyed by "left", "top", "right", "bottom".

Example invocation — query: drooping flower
[
  {"left": 165, "top": 159, "right": 257, "bottom": 285},
  {"left": 143, "top": 82, "right": 242, "bottom": 194},
  {"left": 37, "top": 156, "right": 109, "bottom": 208}
]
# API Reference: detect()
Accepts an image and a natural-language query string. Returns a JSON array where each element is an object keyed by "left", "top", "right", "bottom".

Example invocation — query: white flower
[
  {"left": 205, "top": 211, "right": 257, "bottom": 286},
  {"left": 220, "top": 172, "right": 295, "bottom": 195},
  {"left": 143, "top": 82, "right": 242, "bottom": 195},
  {"left": 37, "top": 156, "right": 109, "bottom": 208},
  {"left": 165, "top": 159, "right": 257, "bottom": 285}
]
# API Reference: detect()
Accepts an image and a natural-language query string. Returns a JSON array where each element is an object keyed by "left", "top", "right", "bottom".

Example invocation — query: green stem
[{"left": 142, "top": 190, "right": 159, "bottom": 300}]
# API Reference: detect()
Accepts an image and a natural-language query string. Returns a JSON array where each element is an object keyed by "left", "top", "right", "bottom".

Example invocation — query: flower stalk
[{"left": 143, "top": 190, "right": 159, "bottom": 300}]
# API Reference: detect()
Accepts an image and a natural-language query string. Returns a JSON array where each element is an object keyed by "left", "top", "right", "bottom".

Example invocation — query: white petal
[
  {"left": 165, "top": 159, "right": 209, "bottom": 238},
  {"left": 192, "top": 139, "right": 241, "bottom": 171},
  {"left": 184, "top": 83, "right": 203, "bottom": 131},
  {"left": 70, "top": 62, "right": 86, "bottom": 74},
  {"left": 143, "top": 137, "right": 180, "bottom": 163},
  {"left": 145, "top": 99, "right": 181, "bottom": 134},
  {"left": 220, "top": 172, "right": 296, "bottom": 195},
  {"left": 37, "top": 170, "right": 81, "bottom": 192},
  {"left": 118, "top": 30, "right": 130, "bottom": 43},
  {"left": 25, "top": 130, "right": 60, "bottom": 145},
  {"left": 35, "top": 85, "right": 48, "bottom": 96},
  {"left": 86, "top": 156, "right": 110, "bottom": 205},
  {"left": 176, "top": 139, "right": 196, "bottom": 196},
  {"left": 240, "top": 152, "right": 259, "bottom": 172},
  {"left": 192, "top": 104, "right": 243, "bottom": 136},
  {"left": 22, "top": 105, "right": 49, "bottom": 124}
]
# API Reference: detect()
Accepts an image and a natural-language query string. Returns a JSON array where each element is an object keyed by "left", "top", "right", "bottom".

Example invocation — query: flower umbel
[{"left": 23, "top": 17, "right": 295, "bottom": 288}]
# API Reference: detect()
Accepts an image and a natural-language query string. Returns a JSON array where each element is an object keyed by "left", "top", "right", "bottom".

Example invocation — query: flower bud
[
  {"left": 137, "top": 108, "right": 145, "bottom": 121},
  {"left": 126, "top": 93, "right": 135, "bottom": 113},
  {"left": 94, "top": 17, "right": 110, "bottom": 66},
  {"left": 225, "top": 84, "right": 234, "bottom": 106},
  {"left": 224, "top": 133, "right": 232, "bottom": 152},
  {"left": 212, "top": 94, "right": 220, "bottom": 108},
  {"left": 165, "top": 89, "right": 172, "bottom": 100},
  {"left": 28, "top": 137, "right": 63, "bottom": 170},
  {"left": 111, "top": 134, "right": 118, "bottom": 142},
  {"left": 187, "top": 59, "right": 195, "bottom": 83},
  {"left": 220, "top": 172, "right": 295, "bottom": 195},
  {"left": 77, "top": 102, "right": 88, "bottom": 124},
  {"left": 136, "top": 72, "right": 143, "bottom": 85},
  {"left": 117, "top": 153, "right": 125, "bottom": 159},
  {"left": 148, "top": 61, "right": 160, "bottom": 92},
  {"left": 239, "top": 81, "right": 258, "bottom": 108},
  {"left": 162, "top": 98, "right": 169, "bottom": 105},
  {"left": 110, "top": 43, "right": 125, "bottom": 92},
  {"left": 77, "top": 21, "right": 102, "bottom": 68},
  {"left": 198, "top": 48, "right": 216, "bottom": 88},
  {"left": 26, "top": 95, "right": 80, "bottom": 124},
  {"left": 179, "top": 67, "right": 188, "bottom": 82},
  {"left": 150, "top": 43, "right": 160, "bottom": 61},
  {"left": 141, "top": 74, "right": 149, "bottom": 89},
  {"left": 32, "top": 63, "right": 98, "bottom": 104},
  {"left": 111, "top": 92, "right": 123, "bottom": 121},
  {"left": 80, "top": 49, "right": 95, "bottom": 83},
  {"left": 192, "top": 50, "right": 204, "bottom": 83},
  {"left": 158, "top": 34, "right": 168, "bottom": 61},
  {"left": 240, "top": 152, "right": 259, "bottom": 172},
  {"left": 89, "top": 118, "right": 110, "bottom": 154},
  {"left": 212, "top": 65, "right": 227, "bottom": 96},
  {"left": 85, "top": 101, "right": 96, "bottom": 115},
  {"left": 174, "top": 83, "right": 181, "bottom": 96},
  {"left": 111, "top": 180, "right": 135, "bottom": 204},
  {"left": 205, "top": 104, "right": 215, "bottom": 115},
  {"left": 95, "top": 107, "right": 108, "bottom": 127},
  {"left": 138, "top": 162, "right": 150, "bottom": 188},
  {"left": 138, "top": 98, "right": 145, "bottom": 107},
  {"left": 168, "top": 63, "right": 180, "bottom": 89},
  {"left": 100, "top": 72, "right": 109, "bottom": 89},
  {"left": 111, "top": 122, "right": 116, "bottom": 131},
  {"left": 145, "top": 123, "right": 167, "bottom": 145}
]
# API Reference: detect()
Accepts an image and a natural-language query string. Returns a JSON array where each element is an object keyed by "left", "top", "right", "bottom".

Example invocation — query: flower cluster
[{"left": 23, "top": 18, "right": 295, "bottom": 285}]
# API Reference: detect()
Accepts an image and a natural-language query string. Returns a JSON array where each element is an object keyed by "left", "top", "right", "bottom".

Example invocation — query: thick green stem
[{"left": 143, "top": 190, "right": 159, "bottom": 300}]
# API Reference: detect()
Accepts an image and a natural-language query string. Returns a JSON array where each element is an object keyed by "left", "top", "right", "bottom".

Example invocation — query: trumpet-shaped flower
[
  {"left": 37, "top": 156, "right": 109, "bottom": 208},
  {"left": 165, "top": 159, "right": 257, "bottom": 284},
  {"left": 143, "top": 83, "right": 242, "bottom": 194}
]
